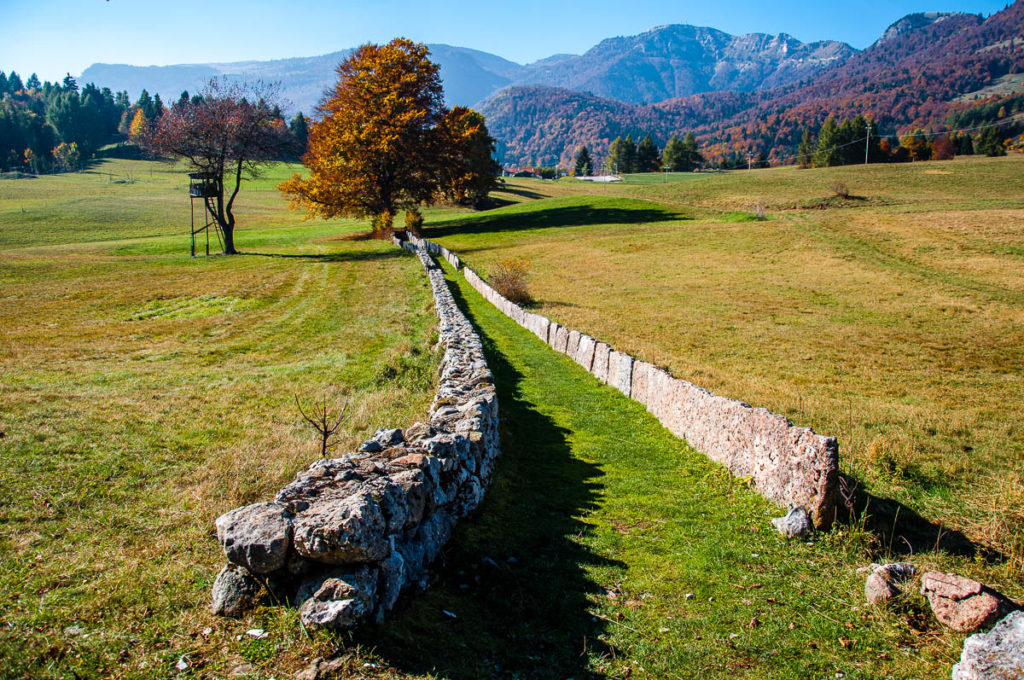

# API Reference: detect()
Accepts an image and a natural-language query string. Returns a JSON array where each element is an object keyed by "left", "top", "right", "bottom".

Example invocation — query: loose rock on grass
[
  {"left": 952, "top": 610, "right": 1024, "bottom": 680},
  {"left": 920, "top": 571, "right": 1018, "bottom": 633}
]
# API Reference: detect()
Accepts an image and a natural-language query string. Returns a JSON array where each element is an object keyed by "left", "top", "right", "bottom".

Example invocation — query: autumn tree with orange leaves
[
  {"left": 148, "top": 80, "right": 291, "bottom": 254},
  {"left": 280, "top": 38, "right": 499, "bottom": 236}
]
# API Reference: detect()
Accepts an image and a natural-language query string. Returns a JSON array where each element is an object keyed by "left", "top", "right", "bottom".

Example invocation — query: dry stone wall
[
  {"left": 210, "top": 241, "right": 500, "bottom": 629},
  {"left": 406, "top": 234, "right": 839, "bottom": 528}
]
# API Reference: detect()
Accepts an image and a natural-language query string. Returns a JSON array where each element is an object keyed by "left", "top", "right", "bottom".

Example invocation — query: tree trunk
[{"left": 221, "top": 225, "right": 237, "bottom": 255}]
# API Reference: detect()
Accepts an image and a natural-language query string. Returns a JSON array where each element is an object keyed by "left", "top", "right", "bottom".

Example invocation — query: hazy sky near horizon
[{"left": 0, "top": 0, "right": 1012, "bottom": 82}]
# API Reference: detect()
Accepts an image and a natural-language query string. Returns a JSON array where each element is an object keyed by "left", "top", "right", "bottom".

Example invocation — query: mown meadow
[
  {"left": 0, "top": 156, "right": 1020, "bottom": 679},
  {"left": 426, "top": 157, "right": 1024, "bottom": 577}
]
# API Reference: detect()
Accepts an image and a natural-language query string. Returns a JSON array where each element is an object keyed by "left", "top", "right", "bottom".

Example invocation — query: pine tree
[
  {"left": 289, "top": 112, "right": 309, "bottom": 157},
  {"left": 607, "top": 135, "right": 638, "bottom": 174},
  {"left": 797, "top": 127, "right": 815, "bottom": 168},
  {"left": 977, "top": 126, "right": 1006, "bottom": 156},
  {"left": 682, "top": 132, "right": 703, "bottom": 170},
  {"left": 8, "top": 72, "right": 23, "bottom": 93},
  {"left": 152, "top": 94, "right": 165, "bottom": 120},
  {"left": 0, "top": 72, "right": 7, "bottom": 95},
  {"left": 813, "top": 116, "right": 841, "bottom": 167},
  {"left": 26, "top": 73, "right": 40, "bottom": 90},
  {"left": 135, "top": 90, "right": 154, "bottom": 120},
  {"left": 573, "top": 145, "right": 593, "bottom": 176},
  {"left": 956, "top": 132, "right": 975, "bottom": 155},
  {"left": 607, "top": 137, "right": 625, "bottom": 173},
  {"left": 636, "top": 135, "right": 660, "bottom": 172},
  {"left": 622, "top": 134, "right": 637, "bottom": 173},
  {"left": 661, "top": 134, "right": 685, "bottom": 171},
  {"left": 62, "top": 73, "right": 78, "bottom": 92}
]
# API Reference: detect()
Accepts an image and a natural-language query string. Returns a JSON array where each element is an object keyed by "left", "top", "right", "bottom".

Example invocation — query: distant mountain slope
[
  {"left": 81, "top": 45, "right": 523, "bottom": 113},
  {"left": 872, "top": 11, "right": 962, "bottom": 46},
  {"left": 79, "top": 24, "right": 853, "bottom": 114},
  {"left": 513, "top": 25, "right": 855, "bottom": 104},
  {"left": 481, "top": 2, "right": 1024, "bottom": 166}
]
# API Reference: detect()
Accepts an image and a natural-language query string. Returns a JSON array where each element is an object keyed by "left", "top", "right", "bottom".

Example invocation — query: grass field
[
  {"left": 0, "top": 160, "right": 443, "bottom": 677},
  {"left": 426, "top": 156, "right": 1024, "bottom": 577},
  {"left": 1, "top": 156, "right": 1021, "bottom": 679}
]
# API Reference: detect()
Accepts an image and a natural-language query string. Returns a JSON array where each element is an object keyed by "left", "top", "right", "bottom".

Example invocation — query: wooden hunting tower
[{"left": 188, "top": 171, "right": 222, "bottom": 256}]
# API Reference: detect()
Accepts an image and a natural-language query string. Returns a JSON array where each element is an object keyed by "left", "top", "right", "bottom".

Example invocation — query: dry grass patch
[{"left": 427, "top": 156, "right": 1024, "bottom": 580}]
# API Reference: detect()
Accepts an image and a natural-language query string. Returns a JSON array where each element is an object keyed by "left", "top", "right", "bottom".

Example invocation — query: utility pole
[
  {"left": 865, "top": 122, "right": 872, "bottom": 165},
  {"left": 747, "top": 153, "right": 752, "bottom": 173}
]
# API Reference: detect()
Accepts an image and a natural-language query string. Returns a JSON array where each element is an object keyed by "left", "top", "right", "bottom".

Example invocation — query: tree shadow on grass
[
  {"left": 355, "top": 277, "right": 620, "bottom": 679},
  {"left": 425, "top": 204, "right": 685, "bottom": 238},
  {"left": 496, "top": 185, "right": 548, "bottom": 201},
  {"left": 839, "top": 473, "right": 1008, "bottom": 564},
  {"left": 239, "top": 249, "right": 407, "bottom": 264}
]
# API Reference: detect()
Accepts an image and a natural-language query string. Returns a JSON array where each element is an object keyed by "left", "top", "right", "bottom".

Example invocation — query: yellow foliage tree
[
  {"left": 434, "top": 106, "right": 501, "bottom": 207},
  {"left": 129, "top": 108, "right": 150, "bottom": 142},
  {"left": 280, "top": 39, "right": 444, "bottom": 235},
  {"left": 280, "top": 38, "right": 499, "bottom": 235}
]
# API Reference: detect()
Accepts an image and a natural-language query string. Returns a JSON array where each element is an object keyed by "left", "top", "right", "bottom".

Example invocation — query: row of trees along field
[
  {"left": 573, "top": 132, "right": 704, "bottom": 175},
  {"left": 791, "top": 113, "right": 1009, "bottom": 169},
  {"left": 136, "top": 39, "right": 499, "bottom": 253},
  {"left": 0, "top": 69, "right": 310, "bottom": 174}
]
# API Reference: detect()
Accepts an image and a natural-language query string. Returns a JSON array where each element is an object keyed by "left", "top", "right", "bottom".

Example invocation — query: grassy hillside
[
  {"left": 427, "top": 156, "right": 1024, "bottom": 576},
  {"left": 1, "top": 157, "right": 1021, "bottom": 680},
  {"left": 0, "top": 160, "right": 442, "bottom": 678}
]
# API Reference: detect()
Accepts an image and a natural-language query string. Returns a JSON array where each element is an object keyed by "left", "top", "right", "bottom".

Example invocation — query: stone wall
[
  {"left": 406, "top": 234, "right": 838, "bottom": 528},
  {"left": 210, "top": 242, "right": 500, "bottom": 629}
]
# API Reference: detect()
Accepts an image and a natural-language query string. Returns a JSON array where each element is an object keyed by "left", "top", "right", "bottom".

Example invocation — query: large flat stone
[
  {"left": 592, "top": 343, "right": 611, "bottom": 383},
  {"left": 574, "top": 334, "right": 597, "bottom": 371},
  {"left": 607, "top": 350, "right": 633, "bottom": 397},
  {"left": 293, "top": 492, "right": 390, "bottom": 565},
  {"left": 921, "top": 571, "right": 1018, "bottom": 633},
  {"left": 953, "top": 610, "right": 1024, "bottom": 680},
  {"left": 215, "top": 502, "right": 293, "bottom": 574}
]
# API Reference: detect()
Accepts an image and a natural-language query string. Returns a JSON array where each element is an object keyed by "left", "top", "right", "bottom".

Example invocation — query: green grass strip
[{"left": 350, "top": 257, "right": 952, "bottom": 679}]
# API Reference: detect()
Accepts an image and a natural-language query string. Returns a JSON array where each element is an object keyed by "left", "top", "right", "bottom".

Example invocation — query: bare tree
[
  {"left": 295, "top": 395, "right": 348, "bottom": 457},
  {"left": 147, "top": 79, "right": 291, "bottom": 254}
]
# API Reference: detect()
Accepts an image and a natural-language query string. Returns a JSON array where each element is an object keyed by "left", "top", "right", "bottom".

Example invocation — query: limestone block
[
  {"left": 215, "top": 502, "right": 293, "bottom": 574},
  {"left": 297, "top": 565, "right": 378, "bottom": 629},
  {"left": 592, "top": 343, "right": 611, "bottom": 383},
  {"left": 378, "top": 549, "right": 406, "bottom": 614},
  {"left": 293, "top": 492, "right": 390, "bottom": 564},
  {"left": 566, "top": 330, "right": 581, "bottom": 359},
  {"left": 574, "top": 334, "right": 597, "bottom": 372},
  {"left": 417, "top": 508, "right": 454, "bottom": 566},
  {"left": 921, "top": 571, "right": 1018, "bottom": 633},
  {"left": 211, "top": 564, "right": 260, "bottom": 617},
  {"left": 552, "top": 325, "right": 569, "bottom": 354},
  {"left": 953, "top": 611, "right": 1024, "bottom": 680},
  {"left": 607, "top": 350, "right": 633, "bottom": 397}
]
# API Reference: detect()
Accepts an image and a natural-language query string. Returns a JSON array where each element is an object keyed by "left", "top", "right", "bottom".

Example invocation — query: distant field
[{"left": 428, "top": 156, "right": 1024, "bottom": 573}]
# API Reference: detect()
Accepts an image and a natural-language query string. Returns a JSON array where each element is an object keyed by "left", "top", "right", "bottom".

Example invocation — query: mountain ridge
[
  {"left": 479, "top": 1, "right": 1024, "bottom": 166},
  {"left": 80, "top": 23, "right": 858, "bottom": 113}
]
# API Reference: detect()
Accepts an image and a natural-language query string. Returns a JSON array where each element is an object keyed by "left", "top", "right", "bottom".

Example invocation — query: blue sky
[{"left": 0, "top": 0, "right": 1012, "bottom": 82}]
